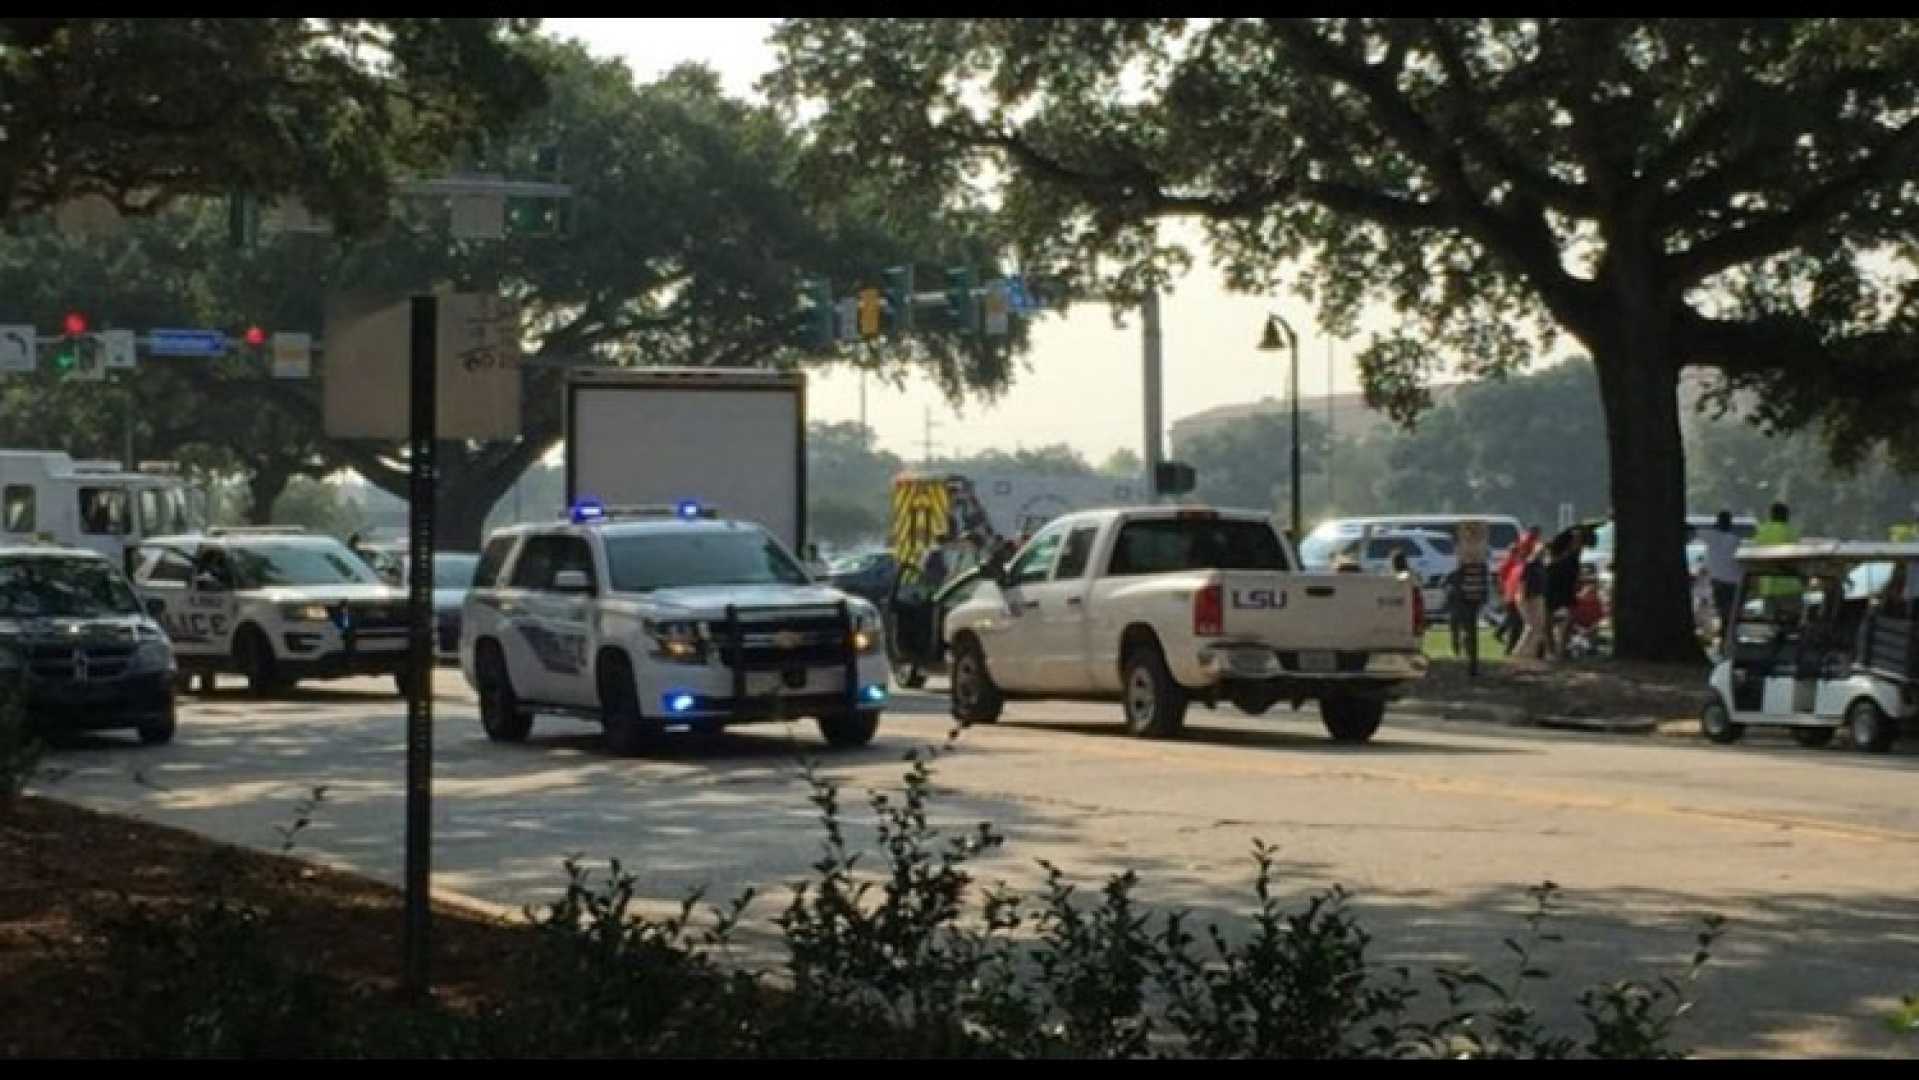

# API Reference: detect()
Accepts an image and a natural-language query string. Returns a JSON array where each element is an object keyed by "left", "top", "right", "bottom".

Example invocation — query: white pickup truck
[{"left": 943, "top": 506, "right": 1427, "bottom": 742}]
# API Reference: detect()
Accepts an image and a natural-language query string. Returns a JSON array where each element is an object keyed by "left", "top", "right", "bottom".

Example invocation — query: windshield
[
  {"left": 432, "top": 554, "right": 479, "bottom": 589},
  {"left": 230, "top": 540, "right": 383, "bottom": 588},
  {"left": 1108, "top": 518, "right": 1292, "bottom": 576},
  {"left": 0, "top": 556, "right": 141, "bottom": 618},
  {"left": 604, "top": 529, "right": 811, "bottom": 592}
]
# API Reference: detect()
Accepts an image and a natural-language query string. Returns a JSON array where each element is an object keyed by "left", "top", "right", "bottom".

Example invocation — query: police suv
[
  {"left": 129, "top": 527, "right": 412, "bottom": 696},
  {"left": 460, "top": 501, "right": 890, "bottom": 754}
]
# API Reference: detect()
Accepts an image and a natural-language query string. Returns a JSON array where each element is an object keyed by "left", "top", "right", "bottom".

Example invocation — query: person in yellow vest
[{"left": 1753, "top": 501, "right": 1801, "bottom": 601}]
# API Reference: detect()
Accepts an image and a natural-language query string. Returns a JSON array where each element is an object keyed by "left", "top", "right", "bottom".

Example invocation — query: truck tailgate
[{"left": 1218, "top": 571, "right": 1417, "bottom": 652}]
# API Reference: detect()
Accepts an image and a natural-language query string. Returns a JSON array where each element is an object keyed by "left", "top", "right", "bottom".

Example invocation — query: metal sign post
[{"left": 402, "top": 295, "right": 436, "bottom": 996}]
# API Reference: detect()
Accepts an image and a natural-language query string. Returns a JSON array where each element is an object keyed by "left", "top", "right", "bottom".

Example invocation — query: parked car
[
  {"left": 354, "top": 544, "right": 481, "bottom": 660},
  {"left": 1300, "top": 514, "right": 1523, "bottom": 571},
  {"left": 0, "top": 542, "right": 177, "bottom": 744},
  {"left": 1328, "top": 528, "right": 1456, "bottom": 620}
]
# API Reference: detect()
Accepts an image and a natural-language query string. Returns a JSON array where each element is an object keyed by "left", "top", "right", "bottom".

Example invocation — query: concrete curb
[
  {"left": 1395, "top": 699, "right": 1531, "bottom": 727},
  {"left": 1531, "top": 714, "right": 1660, "bottom": 735}
]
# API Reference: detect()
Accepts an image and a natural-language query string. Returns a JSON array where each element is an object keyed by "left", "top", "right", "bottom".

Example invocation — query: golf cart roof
[{"left": 1737, "top": 541, "right": 1919, "bottom": 568}]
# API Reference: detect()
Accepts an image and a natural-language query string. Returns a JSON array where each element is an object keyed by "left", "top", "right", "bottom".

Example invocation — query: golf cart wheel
[
  {"left": 1846, "top": 698, "right": 1897, "bottom": 754},
  {"left": 1700, "top": 697, "right": 1745, "bottom": 744}
]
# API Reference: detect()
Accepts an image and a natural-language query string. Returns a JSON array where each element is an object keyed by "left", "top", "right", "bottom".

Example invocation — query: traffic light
[
  {"left": 944, "top": 267, "right": 976, "bottom": 335},
  {"left": 1155, "top": 460, "right": 1197, "bottom": 497},
  {"left": 803, "top": 278, "right": 834, "bottom": 348},
  {"left": 51, "top": 311, "right": 96, "bottom": 378},
  {"left": 236, "top": 324, "right": 268, "bottom": 362},
  {"left": 881, "top": 265, "right": 913, "bottom": 336}
]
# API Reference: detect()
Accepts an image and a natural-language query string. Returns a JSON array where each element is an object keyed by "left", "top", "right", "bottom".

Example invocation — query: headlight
[
  {"left": 852, "top": 608, "right": 882, "bottom": 654},
  {"left": 280, "top": 603, "right": 332, "bottom": 623},
  {"left": 645, "top": 619, "right": 706, "bottom": 664},
  {"left": 130, "top": 639, "right": 175, "bottom": 674}
]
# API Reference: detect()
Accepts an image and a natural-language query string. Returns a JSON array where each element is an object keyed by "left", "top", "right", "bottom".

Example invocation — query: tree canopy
[
  {"left": 0, "top": 19, "right": 547, "bottom": 231},
  {"left": 766, "top": 17, "right": 1919, "bottom": 660}
]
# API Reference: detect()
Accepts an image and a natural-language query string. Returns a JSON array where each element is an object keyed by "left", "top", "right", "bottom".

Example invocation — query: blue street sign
[
  {"left": 1004, "top": 276, "right": 1037, "bottom": 314},
  {"left": 148, "top": 328, "right": 228, "bottom": 357}
]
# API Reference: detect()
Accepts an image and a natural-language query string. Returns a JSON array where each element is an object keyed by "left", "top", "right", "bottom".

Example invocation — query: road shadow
[{"left": 1003, "top": 718, "right": 1528, "bottom": 756}]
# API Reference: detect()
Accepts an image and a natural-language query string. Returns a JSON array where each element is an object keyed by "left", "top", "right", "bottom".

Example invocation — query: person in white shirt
[{"left": 1702, "top": 510, "right": 1744, "bottom": 637}]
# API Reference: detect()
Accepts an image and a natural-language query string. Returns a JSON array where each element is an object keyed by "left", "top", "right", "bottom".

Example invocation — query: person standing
[
  {"left": 920, "top": 534, "right": 952, "bottom": 592},
  {"left": 1544, "top": 527, "right": 1586, "bottom": 660},
  {"left": 1393, "top": 549, "right": 1426, "bottom": 638},
  {"left": 1752, "top": 502, "right": 1801, "bottom": 605},
  {"left": 1513, "top": 544, "right": 1552, "bottom": 660},
  {"left": 1498, "top": 526, "right": 1541, "bottom": 653},
  {"left": 1454, "top": 559, "right": 1492, "bottom": 676},
  {"left": 1701, "top": 510, "right": 1744, "bottom": 640}
]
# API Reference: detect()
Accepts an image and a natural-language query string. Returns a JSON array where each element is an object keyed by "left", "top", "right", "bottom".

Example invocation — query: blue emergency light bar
[{"left": 569, "top": 498, "right": 717, "bottom": 524}]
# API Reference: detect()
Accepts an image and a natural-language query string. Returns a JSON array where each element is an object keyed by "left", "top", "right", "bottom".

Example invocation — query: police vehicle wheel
[
  {"left": 1847, "top": 698, "right": 1897, "bottom": 754},
  {"left": 475, "top": 644, "right": 532, "bottom": 743},
  {"left": 1791, "top": 726, "right": 1835, "bottom": 749},
  {"left": 950, "top": 636, "right": 1003, "bottom": 725},
  {"left": 137, "top": 703, "right": 177, "bottom": 746},
  {"left": 1700, "top": 697, "right": 1745, "bottom": 744},
  {"left": 1319, "top": 696, "right": 1385, "bottom": 743},
  {"left": 599, "top": 653, "right": 658, "bottom": 756},
  {"left": 893, "top": 662, "right": 928, "bottom": 690},
  {"left": 236, "top": 627, "right": 288, "bottom": 697},
  {"left": 817, "top": 709, "right": 881, "bottom": 749},
  {"left": 1122, "top": 642, "right": 1188, "bottom": 739}
]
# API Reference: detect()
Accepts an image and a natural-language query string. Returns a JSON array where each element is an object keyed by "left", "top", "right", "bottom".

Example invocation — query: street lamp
[{"left": 1258, "top": 313, "right": 1302, "bottom": 541}]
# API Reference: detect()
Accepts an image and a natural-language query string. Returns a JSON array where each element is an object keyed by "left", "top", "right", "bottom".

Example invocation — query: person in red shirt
[{"left": 1497, "top": 526, "right": 1542, "bottom": 653}]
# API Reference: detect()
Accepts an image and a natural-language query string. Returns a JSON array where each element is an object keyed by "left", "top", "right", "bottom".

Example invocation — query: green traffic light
[{"left": 53, "top": 347, "right": 77, "bottom": 373}]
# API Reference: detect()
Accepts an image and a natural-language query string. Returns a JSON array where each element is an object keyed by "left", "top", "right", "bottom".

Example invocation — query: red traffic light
[
  {"left": 63, "top": 311, "right": 88, "bottom": 336},
  {"left": 243, "top": 325, "right": 267, "bottom": 348}
]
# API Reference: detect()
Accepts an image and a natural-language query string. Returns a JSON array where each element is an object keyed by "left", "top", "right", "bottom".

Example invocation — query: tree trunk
[
  {"left": 348, "top": 439, "right": 554, "bottom": 552},
  {"left": 245, "top": 461, "right": 293, "bottom": 525},
  {"left": 437, "top": 492, "right": 496, "bottom": 553},
  {"left": 1591, "top": 341, "right": 1704, "bottom": 664}
]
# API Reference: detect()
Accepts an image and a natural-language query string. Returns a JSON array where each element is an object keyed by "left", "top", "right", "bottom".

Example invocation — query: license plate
[{"left": 1297, "top": 650, "right": 1337, "bottom": 673}]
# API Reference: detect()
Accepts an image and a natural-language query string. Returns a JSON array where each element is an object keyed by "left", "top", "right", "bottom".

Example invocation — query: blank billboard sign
[{"left": 568, "top": 380, "right": 803, "bottom": 549}]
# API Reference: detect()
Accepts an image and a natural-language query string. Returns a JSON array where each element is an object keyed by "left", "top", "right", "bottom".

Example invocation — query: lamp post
[{"left": 1258, "top": 313, "right": 1301, "bottom": 541}]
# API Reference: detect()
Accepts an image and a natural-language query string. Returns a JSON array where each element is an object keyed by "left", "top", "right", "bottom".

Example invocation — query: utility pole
[
  {"left": 1326, "top": 337, "right": 1335, "bottom": 513},
  {"left": 1142, "top": 289, "right": 1164, "bottom": 499},
  {"left": 859, "top": 372, "right": 868, "bottom": 433},
  {"left": 921, "top": 406, "right": 940, "bottom": 465}
]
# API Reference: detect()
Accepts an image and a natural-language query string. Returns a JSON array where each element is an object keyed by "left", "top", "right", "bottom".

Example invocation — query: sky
[{"left": 543, "top": 19, "right": 1395, "bottom": 468}]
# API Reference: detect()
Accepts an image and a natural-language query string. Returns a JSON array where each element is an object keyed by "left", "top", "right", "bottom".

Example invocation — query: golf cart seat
[{"left": 1860, "top": 613, "right": 1919, "bottom": 682}]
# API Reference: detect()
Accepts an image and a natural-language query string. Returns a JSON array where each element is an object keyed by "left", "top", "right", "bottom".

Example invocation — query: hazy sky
[{"left": 544, "top": 18, "right": 1397, "bottom": 467}]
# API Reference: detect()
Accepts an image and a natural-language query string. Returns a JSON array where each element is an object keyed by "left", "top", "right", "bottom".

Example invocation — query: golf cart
[{"left": 1704, "top": 542, "right": 1919, "bottom": 753}]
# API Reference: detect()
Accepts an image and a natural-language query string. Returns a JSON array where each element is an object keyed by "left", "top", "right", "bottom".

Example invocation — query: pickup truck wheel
[
  {"left": 951, "top": 637, "right": 1003, "bottom": 725},
  {"left": 1319, "top": 696, "right": 1384, "bottom": 744},
  {"left": 1701, "top": 697, "right": 1744, "bottom": 744},
  {"left": 1847, "top": 698, "right": 1897, "bottom": 754},
  {"left": 817, "top": 709, "right": 881, "bottom": 749},
  {"left": 1122, "top": 644, "right": 1188, "bottom": 739},
  {"left": 476, "top": 643, "right": 533, "bottom": 743},
  {"left": 599, "top": 654, "right": 659, "bottom": 756}
]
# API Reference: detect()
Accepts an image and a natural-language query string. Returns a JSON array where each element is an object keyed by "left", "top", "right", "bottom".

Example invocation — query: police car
[
  {"left": 129, "top": 527, "right": 412, "bottom": 696},
  {"left": 460, "top": 501, "right": 890, "bottom": 754},
  {"left": 0, "top": 542, "right": 177, "bottom": 743}
]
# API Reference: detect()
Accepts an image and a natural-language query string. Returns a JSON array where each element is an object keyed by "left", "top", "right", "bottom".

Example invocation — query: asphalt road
[{"left": 35, "top": 669, "right": 1919, "bottom": 1058}]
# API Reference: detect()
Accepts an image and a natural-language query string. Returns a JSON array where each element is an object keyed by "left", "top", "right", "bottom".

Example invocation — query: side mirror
[
  {"left": 552, "top": 569, "right": 592, "bottom": 593},
  {"left": 193, "top": 573, "right": 225, "bottom": 593},
  {"left": 145, "top": 598, "right": 166, "bottom": 620}
]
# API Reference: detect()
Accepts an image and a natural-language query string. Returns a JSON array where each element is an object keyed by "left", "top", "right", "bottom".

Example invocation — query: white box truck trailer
[{"left": 564, "top": 368, "right": 808, "bottom": 551}]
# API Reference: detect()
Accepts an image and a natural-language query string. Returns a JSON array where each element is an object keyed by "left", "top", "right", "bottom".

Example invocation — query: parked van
[
  {"left": 0, "top": 451, "right": 204, "bottom": 570},
  {"left": 1300, "top": 514, "right": 1524, "bottom": 571}
]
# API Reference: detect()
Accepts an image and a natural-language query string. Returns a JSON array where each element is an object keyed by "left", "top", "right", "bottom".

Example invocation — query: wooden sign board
[{"left": 323, "top": 290, "right": 522, "bottom": 439}]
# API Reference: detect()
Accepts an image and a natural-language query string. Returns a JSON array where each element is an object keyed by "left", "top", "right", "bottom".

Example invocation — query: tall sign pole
[
  {"left": 1142, "top": 289, "right": 1164, "bottom": 499},
  {"left": 402, "top": 294, "right": 437, "bottom": 995}
]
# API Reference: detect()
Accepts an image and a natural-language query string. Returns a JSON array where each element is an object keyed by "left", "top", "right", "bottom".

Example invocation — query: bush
[{"left": 67, "top": 745, "right": 1724, "bottom": 1057}]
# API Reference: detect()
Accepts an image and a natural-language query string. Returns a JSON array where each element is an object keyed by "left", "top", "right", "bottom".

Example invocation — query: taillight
[{"left": 1195, "top": 583, "right": 1223, "bottom": 636}]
